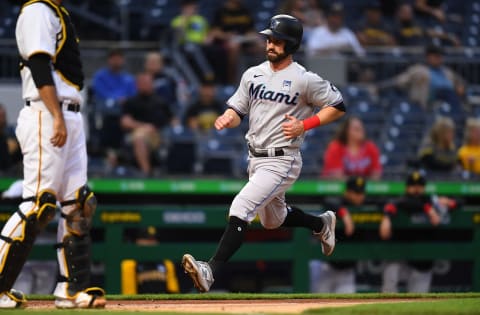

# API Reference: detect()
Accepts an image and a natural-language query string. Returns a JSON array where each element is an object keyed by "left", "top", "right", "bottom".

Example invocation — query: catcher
[{"left": 0, "top": 0, "right": 105, "bottom": 308}]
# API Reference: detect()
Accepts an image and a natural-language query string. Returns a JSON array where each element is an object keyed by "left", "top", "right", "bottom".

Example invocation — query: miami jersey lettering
[{"left": 228, "top": 60, "right": 343, "bottom": 149}]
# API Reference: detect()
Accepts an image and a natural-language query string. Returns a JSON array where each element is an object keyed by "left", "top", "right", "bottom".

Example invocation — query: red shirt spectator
[{"left": 322, "top": 116, "right": 382, "bottom": 179}]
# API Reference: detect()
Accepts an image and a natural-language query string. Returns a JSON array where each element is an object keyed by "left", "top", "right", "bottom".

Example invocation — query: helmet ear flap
[{"left": 284, "top": 41, "right": 300, "bottom": 55}]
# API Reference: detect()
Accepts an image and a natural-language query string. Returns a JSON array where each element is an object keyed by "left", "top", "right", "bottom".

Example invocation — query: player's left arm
[
  {"left": 283, "top": 75, "right": 345, "bottom": 139},
  {"left": 306, "top": 76, "right": 346, "bottom": 127},
  {"left": 315, "top": 105, "right": 345, "bottom": 125}
]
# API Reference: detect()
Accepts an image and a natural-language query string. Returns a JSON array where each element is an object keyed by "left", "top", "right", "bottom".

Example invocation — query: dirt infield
[{"left": 28, "top": 298, "right": 425, "bottom": 313}]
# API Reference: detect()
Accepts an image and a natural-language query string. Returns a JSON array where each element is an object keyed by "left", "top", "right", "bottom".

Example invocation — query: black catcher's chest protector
[{"left": 19, "top": 0, "right": 84, "bottom": 90}]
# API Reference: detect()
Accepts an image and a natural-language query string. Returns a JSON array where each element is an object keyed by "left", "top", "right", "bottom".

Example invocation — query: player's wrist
[
  {"left": 302, "top": 115, "right": 321, "bottom": 131},
  {"left": 337, "top": 207, "right": 348, "bottom": 218},
  {"left": 52, "top": 112, "right": 64, "bottom": 120}
]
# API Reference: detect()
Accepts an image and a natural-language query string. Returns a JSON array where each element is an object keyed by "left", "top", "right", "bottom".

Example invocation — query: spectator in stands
[
  {"left": 185, "top": 79, "right": 224, "bottom": 134},
  {"left": 384, "top": 2, "right": 459, "bottom": 47},
  {"left": 458, "top": 118, "right": 480, "bottom": 177},
  {"left": 379, "top": 171, "right": 459, "bottom": 292},
  {"left": 356, "top": 2, "right": 396, "bottom": 46},
  {"left": 418, "top": 116, "right": 459, "bottom": 175},
  {"left": 0, "top": 103, "right": 20, "bottom": 174},
  {"left": 306, "top": 2, "right": 365, "bottom": 57},
  {"left": 171, "top": 0, "right": 209, "bottom": 46},
  {"left": 393, "top": 3, "right": 427, "bottom": 46},
  {"left": 121, "top": 73, "right": 176, "bottom": 176},
  {"left": 414, "top": 0, "right": 447, "bottom": 24},
  {"left": 377, "top": 0, "right": 402, "bottom": 18},
  {"left": 91, "top": 48, "right": 137, "bottom": 154},
  {"left": 377, "top": 45, "right": 465, "bottom": 109},
  {"left": 414, "top": 0, "right": 461, "bottom": 46},
  {"left": 209, "top": 0, "right": 262, "bottom": 83},
  {"left": 143, "top": 51, "right": 178, "bottom": 109},
  {"left": 322, "top": 116, "right": 382, "bottom": 180},
  {"left": 91, "top": 48, "right": 136, "bottom": 105},
  {"left": 310, "top": 176, "right": 365, "bottom": 293},
  {"left": 170, "top": 0, "right": 225, "bottom": 84},
  {"left": 278, "top": 0, "right": 325, "bottom": 42}
]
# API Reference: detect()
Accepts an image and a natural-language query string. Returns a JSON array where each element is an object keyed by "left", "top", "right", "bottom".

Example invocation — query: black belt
[
  {"left": 26, "top": 100, "right": 81, "bottom": 113},
  {"left": 249, "top": 147, "right": 284, "bottom": 157}
]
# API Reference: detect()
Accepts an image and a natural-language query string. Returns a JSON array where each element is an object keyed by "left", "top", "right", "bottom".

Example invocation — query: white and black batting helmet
[{"left": 259, "top": 14, "right": 303, "bottom": 55}]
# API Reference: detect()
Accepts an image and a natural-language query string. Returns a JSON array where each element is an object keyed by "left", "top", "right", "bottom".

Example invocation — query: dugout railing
[{"left": 0, "top": 178, "right": 479, "bottom": 294}]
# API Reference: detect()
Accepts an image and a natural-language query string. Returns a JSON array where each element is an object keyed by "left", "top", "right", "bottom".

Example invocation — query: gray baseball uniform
[{"left": 227, "top": 60, "right": 343, "bottom": 227}]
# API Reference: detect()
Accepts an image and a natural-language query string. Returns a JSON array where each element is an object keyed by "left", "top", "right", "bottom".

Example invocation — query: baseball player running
[
  {"left": 182, "top": 14, "right": 346, "bottom": 292},
  {"left": 0, "top": 0, "right": 105, "bottom": 308}
]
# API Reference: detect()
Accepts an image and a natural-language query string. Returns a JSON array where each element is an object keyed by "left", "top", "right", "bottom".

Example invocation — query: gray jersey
[{"left": 227, "top": 61, "right": 343, "bottom": 150}]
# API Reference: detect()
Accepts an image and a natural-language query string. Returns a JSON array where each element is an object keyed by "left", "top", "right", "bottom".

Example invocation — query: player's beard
[{"left": 266, "top": 49, "right": 289, "bottom": 63}]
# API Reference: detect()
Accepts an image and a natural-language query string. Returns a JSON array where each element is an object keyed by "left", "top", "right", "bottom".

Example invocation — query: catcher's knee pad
[
  {"left": 0, "top": 190, "right": 57, "bottom": 292},
  {"left": 61, "top": 185, "right": 97, "bottom": 235},
  {"left": 36, "top": 189, "right": 57, "bottom": 229}
]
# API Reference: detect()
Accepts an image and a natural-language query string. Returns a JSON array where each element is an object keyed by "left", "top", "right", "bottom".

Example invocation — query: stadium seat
[
  {"left": 164, "top": 126, "right": 198, "bottom": 174},
  {"left": 300, "top": 138, "right": 324, "bottom": 177},
  {"left": 197, "top": 128, "right": 244, "bottom": 176}
]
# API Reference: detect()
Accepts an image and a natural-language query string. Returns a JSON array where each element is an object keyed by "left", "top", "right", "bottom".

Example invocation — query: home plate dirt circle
[{"left": 28, "top": 298, "right": 423, "bottom": 313}]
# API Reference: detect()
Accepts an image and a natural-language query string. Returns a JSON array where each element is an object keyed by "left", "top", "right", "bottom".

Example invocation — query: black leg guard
[
  {"left": 0, "top": 190, "right": 57, "bottom": 292},
  {"left": 0, "top": 211, "right": 38, "bottom": 292},
  {"left": 56, "top": 234, "right": 92, "bottom": 296},
  {"left": 55, "top": 185, "right": 102, "bottom": 301}
]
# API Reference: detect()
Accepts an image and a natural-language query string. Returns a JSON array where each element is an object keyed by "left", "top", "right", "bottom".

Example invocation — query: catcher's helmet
[{"left": 259, "top": 14, "right": 303, "bottom": 55}]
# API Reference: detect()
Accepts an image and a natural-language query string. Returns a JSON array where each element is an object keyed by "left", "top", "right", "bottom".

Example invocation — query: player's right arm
[
  {"left": 18, "top": 4, "right": 66, "bottom": 147},
  {"left": 221, "top": 67, "right": 253, "bottom": 130},
  {"left": 214, "top": 108, "right": 241, "bottom": 130},
  {"left": 27, "top": 53, "right": 66, "bottom": 149},
  {"left": 38, "top": 83, "right": 67, "bottom": 147}
]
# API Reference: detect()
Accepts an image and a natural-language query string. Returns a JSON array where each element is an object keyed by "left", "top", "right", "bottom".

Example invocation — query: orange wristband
[{"left": 302, "top": 115, "right": 321, "bottom": 131}]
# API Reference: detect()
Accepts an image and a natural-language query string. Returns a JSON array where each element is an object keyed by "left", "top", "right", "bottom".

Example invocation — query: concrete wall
[{"left": 0, "top": 83, "right": 22, "bottom": 126}]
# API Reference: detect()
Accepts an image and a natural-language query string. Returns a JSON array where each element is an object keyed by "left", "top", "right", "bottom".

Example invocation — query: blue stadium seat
[
  {"left": 164, "top": 126, "right": 198, "bottom": 174},
  {"left": 387, "top": 100, "right": 427, "bottom": 132},
  {"left": 474, "top": 106, "right": 480, "bottom": 118},
  {"left": 195, "top": 128, "right": 246, "bottom": 176},
  {"left": 348, "top": 100, "right": 386, "bottom": 140},
  {"left": 216, "top": 85, "right": 236, "bottom": 103},
  {"left": 342, "top": 85, "right": 373, "bottom": 104},
  {"left": 301, "top": 137, "right": 326, "bottom": 177}
]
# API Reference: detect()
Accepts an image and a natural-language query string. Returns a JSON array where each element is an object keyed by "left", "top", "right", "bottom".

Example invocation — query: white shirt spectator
[{"left": 306, "top": 25, "right": 365, "bottom": 57}]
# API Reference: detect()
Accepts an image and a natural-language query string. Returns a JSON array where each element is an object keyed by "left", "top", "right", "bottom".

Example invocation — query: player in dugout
[
  {"left": 310, "top": 176, "right": 367, "bottom": 293},
  {"left": 379, "top": 171, "right": 460, "bottom": 293}
]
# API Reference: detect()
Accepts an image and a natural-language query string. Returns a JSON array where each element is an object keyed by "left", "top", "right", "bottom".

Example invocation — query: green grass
[
  {"left": 99, "top": 292, "right": 480, "bottom": 300},
  {"left": 305, "top": 298, "right": 480, "bottom": 315}
]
